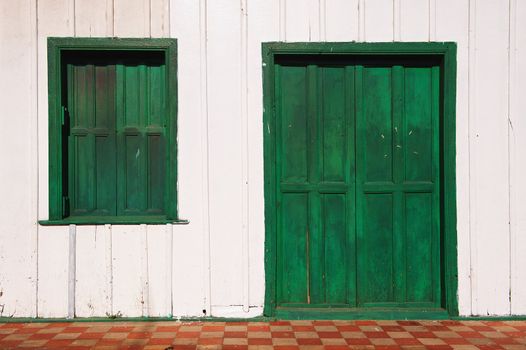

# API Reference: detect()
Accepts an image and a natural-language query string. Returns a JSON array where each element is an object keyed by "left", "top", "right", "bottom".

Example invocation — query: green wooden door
[
  {"left": 66, "top": 57, "right": 166, "bottom": 217},
  {"left": 275, "top": 60, "right": 441, "bottom": 309}
]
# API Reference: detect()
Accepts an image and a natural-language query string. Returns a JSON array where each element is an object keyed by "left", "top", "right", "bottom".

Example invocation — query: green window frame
[{"left": 41, "top": 37, "right": 180, "bottom": 225}]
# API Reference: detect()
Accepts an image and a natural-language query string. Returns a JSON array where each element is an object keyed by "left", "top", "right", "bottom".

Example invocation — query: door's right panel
[{"left": 356, "top": 64, "right": 441, "bottom": 308}]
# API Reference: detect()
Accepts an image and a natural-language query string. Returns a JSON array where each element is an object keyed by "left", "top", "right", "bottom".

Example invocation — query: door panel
[
  {"left": 279, "top": 193, "right": 309, "bottom": 304},
  {"left": 356, "top": 64, "right": 441, "bottom": 308},
  {"left": 67, "top": 64, "right": 117, "bottom": 216},
  {"left": 275, "top": 58, "right": 441, "bottom": 310},
  {"left": 276, "top": 63, "right": 354, "bottom": 307},
  {"left": 66, "top": 59, "right": 166, "bottom": 217}
]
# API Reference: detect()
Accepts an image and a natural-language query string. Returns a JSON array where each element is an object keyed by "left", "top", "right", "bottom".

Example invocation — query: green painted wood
[
  {"left": 265, "top": 42, "right": 456, "bottom": 318},
  {"left": 277, "top": 63, "right": 353, "bottom": 307},
  {"left": 356, "top": 66, "right": 395, "bottom": 305},
  {"left": 67, "top": 60, "right": 166, "bottom": 218},
  {"left": 280, "top": 194, "right": 309, "bottom": 303},
  {"left": 46, "top": 37, "right": 179, "bottom": 223},
  {"left": 68, "top": 63, "right": 116, "bottom": 216}
]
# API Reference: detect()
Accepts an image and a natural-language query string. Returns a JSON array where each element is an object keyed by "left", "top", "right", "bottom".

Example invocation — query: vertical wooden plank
[
  {"left": 74, "top": 0, "right": 114, "bottom": 37},
  {"left": 112, "top": 225, "right": 144, "bottom": 317},
  {"left": 325, "top": 0, "right": 359, "bottom": 41},
  {"left": 358, "top": 194, "right": 394, "bottom": 304},
  {"left": 470, "top": 0, "right": 510, "bottom": 315},
  {"left": 146, "top": 225, "right": 169, "bottom": 316},
  {"left": 400, "top": 0, "right": 429, "bottom": 41},
  {"left": 94, "top": 65, "right": 117, "bottom": 215},
  {"left": 435, "top": 0, "right": 470, "bottom": 316},
  {"left": 285, "top": 0, "right": 310, "bottom": 41},
  {"left": 356, "top": 66, "right": 395, "bottom": 305},
  {"left": 280, "top": 194, "right": 308, "bottom": 303},
  {"left": 405, "top": 194, "right": 433, "bottom": 302},
  {"left": 510, "top": 0, "right": 526, "bottom": 315},
  {"left": 207, "top": 0, "right": 244, "bottom": 310},
  {"left": 0, "top": 0, "right": 38, "bottom": 317},
  {"left": 170, "top": 0, "right": 207, "bottom": 317},
  {"left": 345, "top": 66, "right": 357, "bottom": 307},
  {"left": 362, "top": 68, "right": 393, "bottom": 183},
  {"left": 150, "top": 0, "right": 170, "bottom": 37},
  {"left": 323, "top": 194, "right": 347, "bottom": 304},
  {"left": 404, "top": 68, "right": 433, "bottom": 182},
  {"left": 321, "top": 67, "right": 346, "bottom": 183},
  {"left": 75, "top": 226, "right": 107, "bottom": 317},
  {"left": 37, "top": 0, "right": 75, "bottom": 318},
  {"left": 363, "top": 0, "right": 394, "bottom": 41},
  {"left": 391, "top": 66, "right": 405, "bottom": 304},
  {"left": 114, "top": 0, "right": 150, "bottom": 37},
  {"left": 37, "top": 227, "right": 69, "bottom": 317},
  {"left": 320, "top": 67, "right": 348, "bottom": 305},
  {"left": 281, "top": 66, "right": 308, "bottom": 182},
  {"left": 247, "top": 0, "right": 280, "bottom": 310},
  {"left": 307, "top": 65, "right": 323, "bottom": 305}
]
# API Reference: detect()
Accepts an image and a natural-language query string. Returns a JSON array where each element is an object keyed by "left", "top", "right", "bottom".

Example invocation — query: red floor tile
[{"left": 0, "top": 319, "right": 524, "bottom": 349}]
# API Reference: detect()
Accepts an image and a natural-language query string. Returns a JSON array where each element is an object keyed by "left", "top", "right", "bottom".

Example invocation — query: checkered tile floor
[{"left": 0, "top": 320, "right": 525, "bottom": 349}]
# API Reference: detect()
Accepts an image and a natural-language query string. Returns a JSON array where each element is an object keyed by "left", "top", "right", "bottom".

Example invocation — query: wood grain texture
[
  {"left": 150, "top": 0, "right": 170, "bottom": 37},
  {"left": 146, "top": 225, "right": 170, "bottom": 316},
  {"left": 206, "top": 0, "right": 244, "bottom": 309},
  {"left": 114, "top": 0, "right": 149, "bottom": 37},
  {"left": 36, "top": 0, "right": 75, "bottom": 318},
  {"left": 510, "top": 0, "right": 526, "bottom": 315},
  {"left": 247, "top": 0, "right": 279, "bottom": 310},
  {"left": 169, "top": 0, "right": 207, "bottom": 317},
  {"left": 0, "top": 0, "right": 37, "bottom": 317},
  {"left": 74, "top": 0, "right": 113, "bottom": 37},
  {"left": 285, "top": 0, "right": 310, "bottom": 41},
  {"left": 400, "top": 0, "right": 429, "bottom": 41},
  {"left": 37, "top": 227, "right": 69, "bottom": 317},
  {"left": 75, "top": 226, "right": 107, "bottom": 317},
  {"left": 325, "top": 0, "right": 359, "bottom": 41},
  {"left": 363, "top": 0, "right": 393, "bottom": 41},
  {"left": 470, "top": 0, "right": 510, "bottom": 316},
  {"left": 275, "top": 59, "right": 441, "bottom": 310},
  {"left": 111, "top": 225, "right": 143, "bottom": 317},
  {"left": 2, "top": 0, "right": 526, "bottom": 318}
]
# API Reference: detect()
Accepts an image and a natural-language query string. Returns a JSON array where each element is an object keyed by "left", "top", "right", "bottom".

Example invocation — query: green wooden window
[
  {"left": 263, "top": 42, "right": 458, "bottom": 319},
  {"left": 43, "top": 38, "right": 179, "bottom": 225}
]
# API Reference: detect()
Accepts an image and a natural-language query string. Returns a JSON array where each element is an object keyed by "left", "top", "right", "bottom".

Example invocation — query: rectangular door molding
[{"left": 262, "top": 42, "right": 458, "bottom": 319}]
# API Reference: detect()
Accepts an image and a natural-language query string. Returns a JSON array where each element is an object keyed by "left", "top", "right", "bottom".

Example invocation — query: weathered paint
[{"left": 0, "top": 0, "right": 525, "bottom": 318}]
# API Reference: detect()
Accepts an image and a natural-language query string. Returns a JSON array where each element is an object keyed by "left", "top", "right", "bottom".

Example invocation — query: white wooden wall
[{"left": 0, "top": 0, "right": 525, "bottom": 318}]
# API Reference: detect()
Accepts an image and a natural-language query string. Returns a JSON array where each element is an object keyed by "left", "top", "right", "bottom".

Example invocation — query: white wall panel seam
[
  {"left": 112, "top": 0, "right": 115, "bottom": 36},
  {"left": 140, "top": 225, "right": 149, "bottom": 316},
  {"left": 30, "top": 0, "right": 39, "bottom": 318},
  {"left": 165, "top": 224, "right": 173, "bottom": 316},
  {"left": 467, "top": 0, "right": 477, "bottom": 315},
  {"left": 507, "top": 0, "right": 515, "bottom": 314},
  {"left": 358, "top": 0, "right": 365, "bottom": 41},
  {"left": 199, "top": 0, "right": 212, "bottom": 316},
  {"left": 393, "top": 0, "right": 400, "bottom": 41},
  {"left": 149, "top": 0, "right": 153, "bottom": 37},
  {"left": 240, "top": 0, "right": 250, "bottom": 313},
  {"left": 73, "top": 0, "right": 77, "bottom": 36},
  {"left": 319, "top": 0, "right": 326, "bottom": 41},
  {"left": 279, "top": 0, "right": 286, "bottom": 41},
  {"left": 429, "top": 0, "right": 436, "bottom": 41},
  {"left": 105, "top": 225, "right": 113, "bottom": 316},
  {"left": 67, "top": 225, "right": 76, "bottom": 318}
]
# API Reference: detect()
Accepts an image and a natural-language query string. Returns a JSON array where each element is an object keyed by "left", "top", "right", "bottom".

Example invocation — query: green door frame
[{"left": 262, "top": 42, "right": 458, "bottom": 319}]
